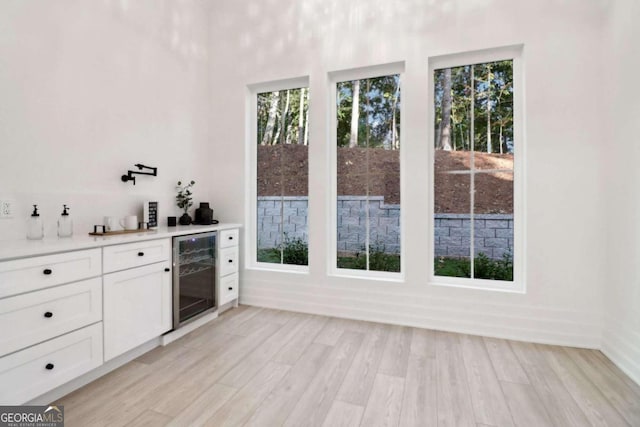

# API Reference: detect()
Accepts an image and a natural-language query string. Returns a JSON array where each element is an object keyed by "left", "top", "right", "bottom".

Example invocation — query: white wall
[
  {"left": 207, "top": 0, "right": 609, "bottom": 347},
  {"left": 0, "top": 0, "right": 214, "bottom": 240},
  {"left": 602, "top": 0, "right": 640, "bottom": 385}
]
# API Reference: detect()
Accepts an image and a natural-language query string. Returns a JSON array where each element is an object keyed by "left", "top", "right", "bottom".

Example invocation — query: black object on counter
[
  {"left": 167, "top": 216, "right": 177, "bottom": 227},
  {"left": 194, "top": 202, "right": 214, "bottom": 225}
]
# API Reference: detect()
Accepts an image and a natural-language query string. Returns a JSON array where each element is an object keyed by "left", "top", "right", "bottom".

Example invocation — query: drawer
[
  {"left": 0, "top": 278, "right": 102, "bottom": 357},
  {"left": 219, "top": 246, "right": 238, "bottom": 277},
  {"left": 219, "top": 229, "right": 239, "bottom": 249},
  {"left": 103, "top": 239, "right": 171, "bottom": 273},
  {"left": 0, "top": 323, "right": 103, "bottom": 405},
  {"left": 219, "top": 273, "right": 239, "bottom": 306},
  {"left": 0, "top": 249, "right": 101, "bottom": 299}
]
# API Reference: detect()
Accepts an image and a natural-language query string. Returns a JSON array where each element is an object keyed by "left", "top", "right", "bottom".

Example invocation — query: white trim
[
  {"left": 427, "top": 45, "right": 526, "bottom": 293},
  {"left": 245, "top": 76, "right": 311, "bottom": 273},
  {"left": 239, "top": 279, "right": 601, "bottom": 349},
  {"left": 601, "top": 316, "right": 640, "bottom": 386},
  {"left": 327, "top": 62, "right": 406, "bottom": 280}
]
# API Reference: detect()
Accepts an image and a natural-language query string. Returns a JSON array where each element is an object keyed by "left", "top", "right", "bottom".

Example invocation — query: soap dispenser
[
  {"left": 57, "top": 204, "right": 73, "bottom": 238},
  {"left": 27, "top": 205, "right": 44, "bottom": 240}
]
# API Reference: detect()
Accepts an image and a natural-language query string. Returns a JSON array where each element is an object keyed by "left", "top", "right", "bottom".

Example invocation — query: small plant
[
  {"left": 279, "top": 234, "right": 308, "bottom": 266},
  {"left": 434, "top": 251, "right": 513, "bottom": 281},
  {"left": 176, "top": 180, "right": 195, "bottom": 213}
]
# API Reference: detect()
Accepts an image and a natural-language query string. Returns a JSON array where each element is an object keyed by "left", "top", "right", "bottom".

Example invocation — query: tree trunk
[
  {"left": 439, "top": 68, "right": 453, "bottom": 151},
  {"left": 486, "top": 63, "right": 492, "bottom": 153},
  {"left": 499, "top": 124, "right": 504, "bottom": 154},
  {"left": 303, "top": 101, "right": 309, "bottom": 146},
  {"left": 349, "top": 80, "right": 360, "bottom": 148},
  {"left": 280, "top": 90, "right": 290, "bottom": 144},
  {"left": 297, "top": 88, "right": 306, "bottom": 145},
  {"left": 390, "top": 78, "right": 400, "bottom": 150},
  {"left": 260, "top": 91, "right": 280, "bottom": 146}
]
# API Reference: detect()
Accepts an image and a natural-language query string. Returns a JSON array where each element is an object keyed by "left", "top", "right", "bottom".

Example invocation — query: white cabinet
[
  {"left": 0, "top": 278, "right": 102, "bottom": 357},
  {"left": 0, "top": 323, "right": 103, "bottom": 405},
  {"left": 103, "top": 239, "right": 171, "bottom": 273},
  {"left": 217, "top": 229, "right": 239, "bottom": 308},
  {"left": 103, "top": 260, "right": 172, "bottom": 361}
]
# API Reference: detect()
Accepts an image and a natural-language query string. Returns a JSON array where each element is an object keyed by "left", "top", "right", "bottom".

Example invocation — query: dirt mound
[{"left": 257, "top": 146, "right": 513, "bottom": 214}]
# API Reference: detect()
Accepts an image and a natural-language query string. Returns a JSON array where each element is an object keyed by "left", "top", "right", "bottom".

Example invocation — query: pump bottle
[
  {"left": 27, "top": 205, "right": 44, "bottom": 240},
  {"left": 57, "top": 204, "right": 73, "bottom": 238}
]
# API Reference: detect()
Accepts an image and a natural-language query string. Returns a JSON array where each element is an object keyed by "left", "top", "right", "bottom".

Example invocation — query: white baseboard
[
  {"left": 240, "top": 279, "right": 602, "bottom": 349},
  {"left": 601, "top": 317, "right": 640, "bottom": 386}
]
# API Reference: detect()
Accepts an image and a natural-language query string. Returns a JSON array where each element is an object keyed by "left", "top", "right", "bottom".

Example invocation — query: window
[
  {"left": 431, "top": 47, "right": 523, "bottom": 290},
  {"left": 254, "top": 84, "right": 309, "bottom": 267},
  {"left": 334, "top": 71, "right": 402, "bottom": 274}
]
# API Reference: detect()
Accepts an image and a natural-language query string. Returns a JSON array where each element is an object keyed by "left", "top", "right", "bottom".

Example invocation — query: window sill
[
  {"left": 246, "top": 263, "right": 310, "bottom": 275},
  {"left": 331, "top": 269, "right": 405, "bottom": 283},
  {"left": 429, "top": 277, "right": 525, "bottom": 294}
]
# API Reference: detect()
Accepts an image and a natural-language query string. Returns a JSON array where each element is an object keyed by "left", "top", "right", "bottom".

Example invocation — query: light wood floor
[{"left": 57, "top": 305, "right": 640, "bottom": 427}]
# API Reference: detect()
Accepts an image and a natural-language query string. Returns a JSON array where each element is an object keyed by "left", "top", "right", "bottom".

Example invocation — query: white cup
[
  {"left": 103, "top": 216, "right": 117, "bottom": 232},
  {"left": 120, "top": 215, "right": 138, "bottom": 231}
]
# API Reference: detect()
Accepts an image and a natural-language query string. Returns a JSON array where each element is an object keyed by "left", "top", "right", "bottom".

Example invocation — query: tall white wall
[
  {"left": 602, "top": 0, "right": 640, "bottom": 384},
  {"left": 208, "top": 0, "right": 609, "bottom": 347},
  {"left": 0, "top": 0, "right": 214, "bottom": 240}
]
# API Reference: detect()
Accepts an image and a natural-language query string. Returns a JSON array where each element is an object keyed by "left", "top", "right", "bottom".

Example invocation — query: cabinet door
[{"left": 103, "top": 262, "right": 172, "bottom": 361}]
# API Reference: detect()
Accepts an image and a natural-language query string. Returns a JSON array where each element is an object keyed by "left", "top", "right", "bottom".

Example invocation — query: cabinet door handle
[
  {"left": 228, "top": 287, "right": 234, "bottom": 291},
  {"left": 228, "top": 236, "right": 233, "bottom": 240},
  {"left": 164, "top": 268, "right": 170, "bottom": 272},
  {"left": 44, "top": 312, "right": 53, "bottom": 318},
  {"left": 43, "top": 268, "right": 52, "bottom": 275},
  {"left": 228, "top": 259, "right": 233, "bottom": 263},
  {"left": 45, "top": 363, "right": 54, "bottom": 370},
  {"left": 138, "top": 252, "right": 144, "bottom": 256}
]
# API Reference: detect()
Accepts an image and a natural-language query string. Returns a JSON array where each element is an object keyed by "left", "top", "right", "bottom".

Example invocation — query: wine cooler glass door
[{"left": 174, "top": 232, "right": 216, "bottom": 327}]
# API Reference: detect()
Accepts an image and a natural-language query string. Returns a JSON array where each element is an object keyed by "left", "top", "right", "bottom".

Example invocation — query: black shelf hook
[{"left": 121, "top": 163, "right": 158, "bottom": 185}]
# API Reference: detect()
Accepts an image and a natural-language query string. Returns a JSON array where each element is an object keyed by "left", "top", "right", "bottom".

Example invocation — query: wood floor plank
[
  {"left": 539, "top": 344, "right": 629, "bottom": 426},
  {"left": 435, "top": 331, "right": 476, "bottom": 427},
  {"left": 218, "top": 314, "right": 309, "bottom": 388},
  {"left": 398, "top": 354, "right": 437, "bottom": 427},
  {"left": 410, "top": 327, "right": 437, "bottom": 358},
  {"left": 272, "top": 314, "right": 328, "bottom": 365},
  {"left": 125, "top": 410, "right": 171, "bottom": 427},
  {"left": 284, "top": 331, "right": 364, "bottom": 427},
  {"left": 460, "top": 334, "right": 514, "bottom": 427},
  {"left": 321, "top": 401, "right": 364, "bottom": 427},
  {"left": 202, "top": 361, "right": 290, "bottom": 427},
  {"left": 501, "top": 381, "right": 553, "bottom": 427},
  {"left": 510, "top": 340, "right": 591, "bottom": 427},
  {"left": 592, "top": 350, "right": 640, "bottom": 398},
  {"left": 173, "top": 306, "right": 258, "bottom": 348},
  {"left": 314, "top": 317, "right": 347, "bottom": 346},
  {"left": 149, "top": 322, "right": 282, "bottom": 418},
  {"left": 166, "top": 383, "right": 237, "bottom": 427},
  {"left": 336, "top": 322, "right": 390, "bottom": 406},
  {"left": 379, "top": 325, "right": 412, "bottom": 377},
  {"left": 483, "top": 337, "right": 529, "bottom": 384},
  {"left": 245, "top": 343, "right": 332, "bottom": 427},
  {"left": 565, "top": 347, "right": 640, "bottom": 426},
  {"left": 360, "top": 374, "right": 405, "bottom": 427}
]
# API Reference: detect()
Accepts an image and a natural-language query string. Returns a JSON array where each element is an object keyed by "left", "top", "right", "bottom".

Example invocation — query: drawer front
[
  {"left": 0, "top": 278, "right": 102, "bottom": 357},
  {"left": 0, "top": 249, "right": 101, "bottom": 299},
  {"left": 219, "top": 273, "right": 239, "bottom": 306},
  {"left": 103, "top": 239, "right": 171, "bottom": 273},
  {"left": 219, "top": 246, "right": 238, "bottom": 277},
  {"left": 0, "top": 323, "right": 103, "bottom": 405},
  {"left": 219, "top": 229, "right": 239, "bottom": 249}
]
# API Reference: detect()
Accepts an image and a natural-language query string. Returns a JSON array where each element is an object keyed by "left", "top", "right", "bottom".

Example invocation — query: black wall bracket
[{"left": 121, "top": 164, "right": 157, "bottom": 185}]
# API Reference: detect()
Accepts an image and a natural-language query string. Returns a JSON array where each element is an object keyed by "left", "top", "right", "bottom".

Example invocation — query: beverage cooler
[{"left": 172, "top": 232, "right": 217, "bottom": 328}]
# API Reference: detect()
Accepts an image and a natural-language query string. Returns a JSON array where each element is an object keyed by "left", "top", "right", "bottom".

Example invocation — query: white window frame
[
  {"left": 428, "top": 45, "right": 526, "bottom": 293},
  {"left": 328, "top": 62, "right": 406, "bottom": 282},
  {"left": 245, "top": 76, "right": 310, "bottom": 273}
]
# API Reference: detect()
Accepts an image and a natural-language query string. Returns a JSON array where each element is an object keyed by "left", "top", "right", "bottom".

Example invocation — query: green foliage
[
  {"left": 336, "top": 75, "right": 401, "bottom": 149},
  {"left": 434, "top": 60, "right": 513, "bottom": 153},
  {"left": 279, "top": 235, "right": 308, "bottom": 266},
  {"left": 175, "top": 180, "right": 195, "bottom": 212},
  {"left": 337, "top": 243, "right": 401, "bottom": 272},
  {"left": 434, "top": 252, "right": 513, "bottom": 281}
]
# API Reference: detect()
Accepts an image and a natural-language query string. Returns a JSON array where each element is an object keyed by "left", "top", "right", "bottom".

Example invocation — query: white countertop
[{"left": 0, "top": 223, "right": 242, "bottom": 261}]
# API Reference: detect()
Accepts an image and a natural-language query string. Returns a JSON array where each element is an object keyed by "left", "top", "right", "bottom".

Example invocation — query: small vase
[
  {"left": 179, "top": 213, "right": 192, "bottom": 225},
  {"left": 194, "top": 202, "right": 214, "bottom": 225}
]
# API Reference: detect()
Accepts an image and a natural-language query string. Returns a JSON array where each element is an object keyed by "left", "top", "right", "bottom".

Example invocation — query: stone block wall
[{"left": 257, "top": 197, "right": 513, "bottom": 259}]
